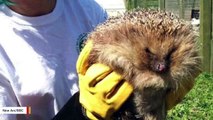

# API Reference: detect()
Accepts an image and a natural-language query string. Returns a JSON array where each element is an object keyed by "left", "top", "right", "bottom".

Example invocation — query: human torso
[{"left": 0, "top": 0, "right": 107, "bottom": 119}]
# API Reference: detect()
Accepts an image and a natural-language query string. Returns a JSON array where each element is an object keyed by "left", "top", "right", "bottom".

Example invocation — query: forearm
[{"left": 52, "top": 92, "right": 87, "bottom": 120}]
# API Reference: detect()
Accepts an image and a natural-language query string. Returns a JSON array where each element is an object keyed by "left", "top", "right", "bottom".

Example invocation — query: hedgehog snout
[{"left": 154, "top": 62, "right": 167, "bottom": 72}]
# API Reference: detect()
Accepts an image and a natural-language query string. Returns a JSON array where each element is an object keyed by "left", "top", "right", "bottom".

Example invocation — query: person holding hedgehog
[{"left": 0, "top": 0, "right": 133, "bottom": 120}]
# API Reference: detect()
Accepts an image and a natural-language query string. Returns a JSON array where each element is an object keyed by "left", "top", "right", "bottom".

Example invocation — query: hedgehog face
[
  {"left": 145, "top": 47, "right": 168, "bottom": 73},
  {"left": 144, "top": 38, "right": 176, "bottom": 73},
  {"left": 129, "top": 31, "right": 176, "bottom": 74}
]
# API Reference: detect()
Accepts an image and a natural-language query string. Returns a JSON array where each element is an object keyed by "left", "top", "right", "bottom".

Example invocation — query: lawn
[{"left": 167, "top": 73, "right": 213, "bottom": 120}]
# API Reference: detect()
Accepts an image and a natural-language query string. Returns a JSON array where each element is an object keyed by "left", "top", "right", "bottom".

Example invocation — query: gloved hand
[{"left": 76, "top": 40, "right": 133, "bottom": 120}]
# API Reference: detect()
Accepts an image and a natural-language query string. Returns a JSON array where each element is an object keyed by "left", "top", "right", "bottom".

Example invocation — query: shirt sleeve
[
  {"left": 94, "top": 2, "right": 108, "bottom": 24},
  {"left": 93, "top": 0, "right": 108, "bottom": 25},
  {"left": 79, "top": 0, "right": 108, "bottom": 29},
  {"left": 0, "top": 45, "right": 20, "bottom": 120}
]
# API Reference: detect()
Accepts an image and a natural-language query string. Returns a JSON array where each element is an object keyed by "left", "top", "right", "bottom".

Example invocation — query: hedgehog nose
[{"left": 156, "top": 62, "right": 166, "bottom": 72}]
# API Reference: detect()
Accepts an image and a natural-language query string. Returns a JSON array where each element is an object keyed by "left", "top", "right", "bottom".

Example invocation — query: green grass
[{"left": 167, "top": 73, "right": 213, "bottom": 120}]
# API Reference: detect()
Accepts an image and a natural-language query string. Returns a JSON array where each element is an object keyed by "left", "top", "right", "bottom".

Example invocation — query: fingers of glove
[
  {"left": 94, "top": 71, "right": 123, "bottom": 95},
  {"left": 80, "top": 80, "right": 133, "bottom": 119},
  {"left": 79, "top": 89, "right": 110, "bottom": 119},
  {"left": 85, "top": 109, "right": 112, "bottom": 120},
  {"left": 105, "top": 80, "right": 133, "bottom": 110},
  {"left": 76, "top": 40, "right": 93, "bottom": 75},
  {"left": 83, "top": 65, "right": 127, "bottom": 96},
  {"left": 86, "top": 111, "right": 99, "bottom": 120},
  {"left": 80, "top": 64, "right": 112, "bottom": 92}
]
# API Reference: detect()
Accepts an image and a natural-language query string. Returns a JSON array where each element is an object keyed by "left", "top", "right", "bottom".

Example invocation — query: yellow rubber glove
[{"left": 76, "top": 40, "right": 133, "bottom": 120}]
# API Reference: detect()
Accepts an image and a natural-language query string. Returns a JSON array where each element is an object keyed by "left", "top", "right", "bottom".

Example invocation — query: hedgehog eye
[
  {"left": 169, "top": 47, "right": 177, "bottom": 55},
  {"left": 145, "top": 48, "right": 151, "bottom": 53},
  {"left": 145, "top": 48, "right": 155, "bottom": 57},
  {"left": 166, "top": 47, "right": 177, "bottom": 60}
]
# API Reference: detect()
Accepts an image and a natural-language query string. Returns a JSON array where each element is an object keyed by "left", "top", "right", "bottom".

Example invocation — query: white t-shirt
[{"left": 0, "top": 0, "right": 107, "bottom": 119}]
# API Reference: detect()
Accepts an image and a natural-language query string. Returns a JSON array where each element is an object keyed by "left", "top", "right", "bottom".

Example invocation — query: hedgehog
[{"left": 84, "top": 9, "right": 202, "bottom": 120}]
